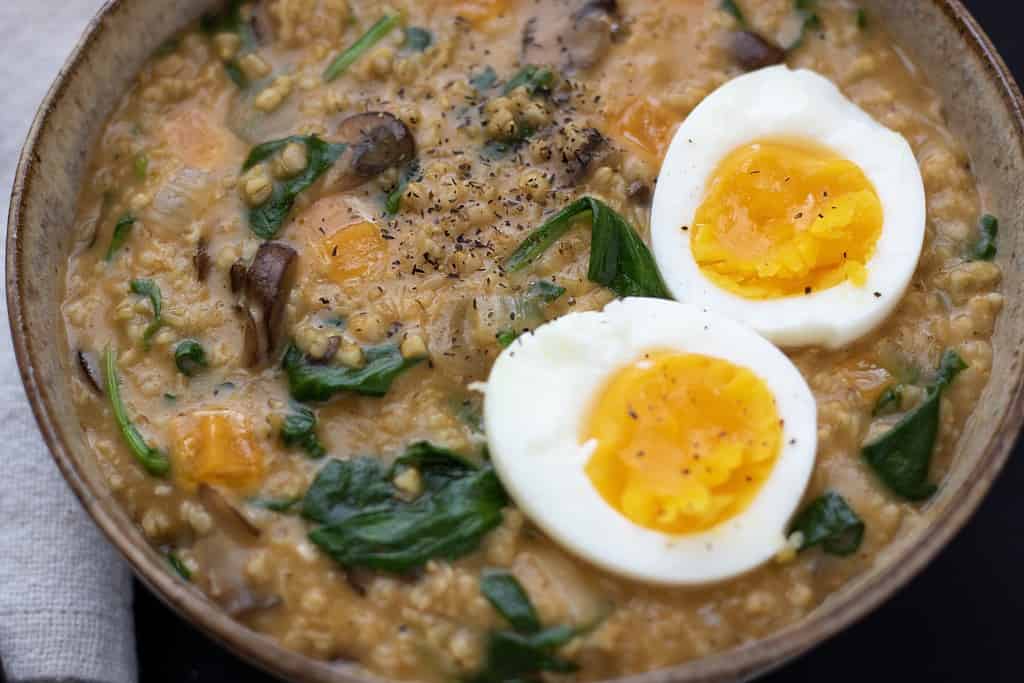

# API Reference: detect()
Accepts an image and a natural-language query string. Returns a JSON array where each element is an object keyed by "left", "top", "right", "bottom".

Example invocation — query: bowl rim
[{"left": 6, "top": 1, "right": 1024, "bottom": 682}]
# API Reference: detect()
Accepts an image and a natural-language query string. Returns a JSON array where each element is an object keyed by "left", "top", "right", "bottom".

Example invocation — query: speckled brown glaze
[{"left": 7, "top": 1, "right": 1024, "bottom": 682}]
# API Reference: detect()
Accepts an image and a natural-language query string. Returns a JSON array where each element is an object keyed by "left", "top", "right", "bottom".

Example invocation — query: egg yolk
[
  {"left": 583, "top": 352, "right": 781, "bottom": 534},
  {"left": 170, "top": 410, "right": 265, "bottom": 493},
  {"left": 318, "top": 220, "right": 386, "bottom": 283},
  {"left": 691, "top": 140, "right": 883, "bottom": 299}
]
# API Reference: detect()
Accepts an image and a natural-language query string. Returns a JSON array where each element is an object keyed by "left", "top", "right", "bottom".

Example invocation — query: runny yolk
[
  {"left": 317, "top": 220, "right": 386, "bottom": 283},
  {"left": 582, "top": 352, "right": 781, "bottom": 534},
  {"left": 170, "top": 410, "right": 265, "bottom": 493},
  {"left": 691, "top": 139, "right": 883, "bottom": 299}
]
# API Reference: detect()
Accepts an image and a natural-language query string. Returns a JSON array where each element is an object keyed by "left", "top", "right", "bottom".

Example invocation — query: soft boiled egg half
[
  {"left": 484, "top": 298, "right": 817, "bottom": 585},
  {"left": 651, "top": 66, "right": 926, "bottom": 349}
]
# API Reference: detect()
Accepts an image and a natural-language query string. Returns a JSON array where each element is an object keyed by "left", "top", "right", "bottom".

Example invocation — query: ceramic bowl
[{"left": 7, "top": 1, "right": 1024, "bottom": 681}]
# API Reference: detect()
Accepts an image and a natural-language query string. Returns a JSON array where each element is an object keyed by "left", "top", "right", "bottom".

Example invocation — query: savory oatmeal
[{"left": 61, "top": 0, "right": 1003, "bottom": 680}]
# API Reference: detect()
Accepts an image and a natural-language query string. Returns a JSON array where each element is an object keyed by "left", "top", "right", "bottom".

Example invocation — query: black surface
[{"left": 134, "top": 1, "right": 1024, "bottom": 681}]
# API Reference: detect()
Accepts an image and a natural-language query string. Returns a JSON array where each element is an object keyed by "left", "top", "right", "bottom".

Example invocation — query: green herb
[
  {"left": 968, "top": 214, "right": 998, "bottom": 261},
  {"left": 134, "top": 153, "right": 149, "bottom": 180},
  {"left": 302, "top": 443, "right": 507, "bottom": 572},
  {"left": 505, "top": 196, "right": 672, "bottom": 299},
  {"left": 281, "top": 402, "right": 326, "bottom": 458},
  {"left": 862, "top": 350, "right": 967, "bottom": 500},
  {"left": 282, "top": 342, "right": 423, "bottom": 402},
  {"left": 104, "top": 213, "right": 137, "bottom": 261},
  {"left": 174, "top": 339, "right": 208, "bottom": 377},
  {"left": 323, "top": 14, "right": 400, "bottom": 82},
  {"left": 856, "top": 7, "right": 868, "bottom": 29},
  {"left": 789, "top": 492, "right": 865, "bottom": 556},
  {"left": 248, "top": 496, "right": 302, "bottom": 513},
  {"left": 385, "top": 160, "right": 421, "bottom": 215},
  {"left": 470, "top": 65, "right": 498, "bottom": 91},
  {"left": 402, "top": 26, "right": 433, "bottom": 52},
  {"left": 468, "top": 571, "right": 581, "bottom": 683},
  {"left": 242, "top": 135, "right": 348, "bottom": 238},
  {"left": 722, "top": 0, "right": 746, "bottom": 24},
  {"left": 481, "top": 570, "right": 542, "bottom": 633},
  {"left": 104, "top": 346, "right": 170, "bottom": 476},
  {"left": 872, "top": 385, "right": 902, "bottom": 417},
  {"left": 167, "top": 551, "right": 192, "bottom": 581},
  {"left": 163, "top": 393, "right": 177, "bottom": 402},
  {"left": 129, "top": 278, "right": 163, "bottom": 349},
  {"left": 497, "top": 280, "right": 566, "bottom": 347},
  {"left": 790, "top": 0, "right": 821, "bottom": 50},
  {"left": 503, "top": 65, "right": 554, "bottom": 96}
]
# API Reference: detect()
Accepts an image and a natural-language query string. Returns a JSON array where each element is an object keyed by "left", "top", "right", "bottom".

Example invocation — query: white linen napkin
[{"left": 0, "top": 1, "right": 138, "bottom": 682}]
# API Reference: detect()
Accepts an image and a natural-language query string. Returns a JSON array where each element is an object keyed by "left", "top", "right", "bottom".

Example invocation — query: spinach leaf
[
  {"left": 104, "top": 213, "right": 136, "bottom": 261},
  {"left": 468, "top": 627, "right": 579, "bottom": 683},
  {"left": 968, "top": 214, "right": 998, "bottom": 261},
  {"left": 281, "top": 402, "right": 327, "bottom": 458},
  {"left": 282, "top": 342, "right": 423, "bottom": 402},
  {"left": 129, "top": 278, "right": 163, "bottom": 349},
  {"left": 323, "top": 14, "right": 400, "bottom": 82},
  {"left": 504, "top": 196, "right": 672, "bottom": 299},
  {"left": 722, "top": 0, "right": 746, "bottom": 24},
  {"left": 393, "top": 441, "right": 478, "bottom": 489},
  {"left": 248, "top": 496, "right": 303, "bottom": 513},
  {"left": 789, "top": 492, "right": 865, "bottom": 556},
  {"left": 174, "top": 339, "right": 208, "bottom": 377},
  {"left": 790, "top": 0, "right": 822, "bottom": 50},
  {"left": 503, "top": 65, "right": 555, "bottom": 96},
  {"left": 243, "top": 135, "right": 348, "bottom": 238},
  {"left": 302, "top": 457, "right": 394, "bottom": 524},
  {"left": 385, "top": 160, "right": 421, "bottom": 215},
  {"left": 302, "top": 443, "right": 507, "bottom": 572},
  {"left": 497, "top": 280, "right": 566, "bottom": 347},
  {"left": 862, "top": 350, "right": 967, "bottom": 500},
  {"left": 470, "top": 65, "right": 498, "bottom": 91},
  {"left": 856, "top": 7, "right": 868, "bottom": 29},
  {"left": 481, "top": 570, "right": 542, "bottom": 633},
  {"left": 167, "top": 551, "right": 192, "bottom": 581},
  {"left": 103, "top": 347, "right": 170, "bottom": 476},
  {"left": 872, "top": 385, "right": 902, "bottom": 417},
  {"left": 402, "top": 26, "right": 433, "bottom": 52}
]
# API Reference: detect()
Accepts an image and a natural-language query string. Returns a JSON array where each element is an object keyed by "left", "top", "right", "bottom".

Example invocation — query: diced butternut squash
[
  {"left": 609, "top": 96, "right": 679, "bottom": 163},
  {"left": 171, "top": 410, "right": 265, "bottom": 493},
  {"left": 293, "top": 196, "right": 387, "bottom": 284},
  {"left": 447, "top": 0, "right": 515, "bottom": 25}
]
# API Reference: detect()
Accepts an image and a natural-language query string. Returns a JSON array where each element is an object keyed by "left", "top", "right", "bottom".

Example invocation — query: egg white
[
  {"left": 651, "top": 66, "right": 926, "bottom": 349},
  {"left": 483, "top": 298, "right": 817, "bottom": 586}
]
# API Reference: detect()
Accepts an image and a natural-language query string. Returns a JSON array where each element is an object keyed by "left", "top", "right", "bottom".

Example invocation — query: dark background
[{"left": 134, "top": 2, "right": 1024, "bottom": 681}]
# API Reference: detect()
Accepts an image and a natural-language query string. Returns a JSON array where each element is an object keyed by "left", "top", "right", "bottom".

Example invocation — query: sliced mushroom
[
  {"left": 234, "top": 242, "right": 297, "bottom": 367},
  {"left": 194, "top": 238, "right": 211, "bottom": 282},
  {"left": 229, "top": 258, "right": 248, "bottom": 294},
  {"left": 329, "top": 112, "right": 416, "bottom": 191},
  {"left": 521, "top": 0, "right": 620, "bottom": 73},
  {"left": 730, "top": 31, "right": 787, "bottom": 71},
  {"left": 76, "top": 349, "right": 103, "bottom": 395},
  {"left": 198, "top": 484, "right": 261, "bottom": 542}
]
